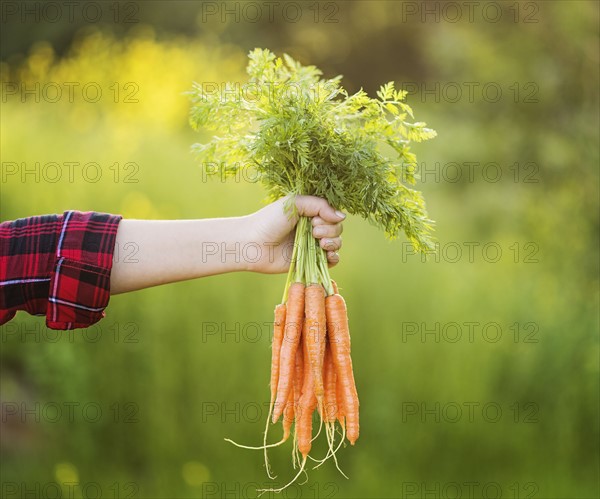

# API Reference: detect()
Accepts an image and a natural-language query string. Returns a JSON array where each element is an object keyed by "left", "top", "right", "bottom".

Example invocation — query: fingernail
[{"left": 335, "top": 210, "right": 346, "bottom": 219}]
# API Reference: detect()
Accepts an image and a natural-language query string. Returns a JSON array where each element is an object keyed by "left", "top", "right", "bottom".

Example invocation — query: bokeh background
[{"left": 1, "top": 1, "right": 598, "bottom": 498}]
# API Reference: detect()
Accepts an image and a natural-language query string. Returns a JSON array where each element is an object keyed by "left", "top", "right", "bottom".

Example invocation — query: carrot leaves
[{"left": 189, "top": 48, "right": 436, "bottom": 252}]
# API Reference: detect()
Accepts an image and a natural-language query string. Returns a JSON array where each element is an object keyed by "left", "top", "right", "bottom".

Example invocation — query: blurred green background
[{"left": 1, "top": 1, "right": 598, "bottom": 498}]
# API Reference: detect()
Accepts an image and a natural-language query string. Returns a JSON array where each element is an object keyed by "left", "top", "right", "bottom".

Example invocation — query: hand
[{"left": 245, "top": 195, "right": 345, "bottom": 274}]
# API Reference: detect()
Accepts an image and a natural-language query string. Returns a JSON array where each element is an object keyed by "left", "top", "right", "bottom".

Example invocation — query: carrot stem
[
  {"left": 316, "top": 244, "right": 334, "bottom": 295},
  {"left": 282, "top": 217, "right": 302, "bottom": 303}
]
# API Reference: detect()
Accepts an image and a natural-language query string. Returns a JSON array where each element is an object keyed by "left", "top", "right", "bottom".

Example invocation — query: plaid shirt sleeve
[{"left": 0, "top": 211, "right": 122, "bottom": 330}]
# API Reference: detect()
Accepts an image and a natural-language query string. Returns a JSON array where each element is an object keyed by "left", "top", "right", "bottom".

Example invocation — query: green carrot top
[{"left": 189, "top": 48, "right": 436, "bottom": 252}]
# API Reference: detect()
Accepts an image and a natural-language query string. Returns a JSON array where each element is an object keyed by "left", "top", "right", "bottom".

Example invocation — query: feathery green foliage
[{"left": 189, "top": 48, "right": 436, "bottom": 251}]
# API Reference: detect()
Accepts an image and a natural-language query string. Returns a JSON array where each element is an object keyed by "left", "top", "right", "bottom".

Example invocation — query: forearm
[{"left": 110, "top": 216, "right": 251, "bottom": 294}]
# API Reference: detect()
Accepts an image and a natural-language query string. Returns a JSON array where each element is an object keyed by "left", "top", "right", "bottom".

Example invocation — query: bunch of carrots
[
  {"left": 226, "top": 216, "right": 359, "bottom": 491},
  {"left": 189, "top": 48, "right": 436, "bottom": 492}
]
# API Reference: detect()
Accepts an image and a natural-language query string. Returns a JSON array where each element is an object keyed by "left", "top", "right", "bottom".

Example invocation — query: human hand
[{"left": 244, "top": 195, "right": 345, "bottom": 274}]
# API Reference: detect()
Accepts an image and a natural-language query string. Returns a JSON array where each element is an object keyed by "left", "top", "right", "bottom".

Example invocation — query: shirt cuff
[{"left": 46, "top": 211, "right": 122, "bottom": 330}]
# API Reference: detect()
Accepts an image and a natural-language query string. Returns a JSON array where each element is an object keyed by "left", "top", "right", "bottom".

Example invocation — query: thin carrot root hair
[
  {"left": 309, "top": 422, "right": 336, "bottom": 465},
  {"left": 224, "top": 436, "right": 288, "bottom": 450},
  {"left": 333, "top": 425, "right": 349, "bottom": 478},
  {"left": 309, "top": 421, "right": 348, "bottom": 479},
  {"left": 307, "top": 422, "right": 332, "bottom": 465},
  {"left": 257, "top": 457, "right": 308, "bottom": 497},
  {"left": 311, "top": 405, "right": 324, "bottom": 442},
  {"left": 262, "top": 403, "right": 277, "bottom": 478},
  {"left": 292, "top": 426, "right": 300, "bottom": 469},
  {"left": 327, "top": 423, "right": 349, "bottom": 478}
]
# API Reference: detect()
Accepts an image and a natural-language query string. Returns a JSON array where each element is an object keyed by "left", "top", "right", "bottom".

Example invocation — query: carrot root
[
  {"left": 326, "top": 293, "right": 360, "bottom": 445},
  {"left": 257, "top": 457, "right": 308, "bottom": 497},
  {"left": 307, "top": 421, "right": 348, "bottom": 478},
  {"left": 224, "top": 437, "right": 287, "bottom": 450},
  {"left": 262, "top": 403, "right": 277, "bottom": 478},
  {"left": 272, "top": 283, "right": 305, "bottom": 424},
  {"left": 232, "top": 281, "right": 357, "bottom": 484}
]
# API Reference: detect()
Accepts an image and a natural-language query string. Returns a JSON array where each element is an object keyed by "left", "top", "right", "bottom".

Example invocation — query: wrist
[{"left": 237, "top": 212, "right": 285, "bottom": 274}]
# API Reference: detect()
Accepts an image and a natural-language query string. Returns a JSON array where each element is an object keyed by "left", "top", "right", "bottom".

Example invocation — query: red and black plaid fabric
[{"left": 0, "top": 211, "right": 122, "bottom": 330}]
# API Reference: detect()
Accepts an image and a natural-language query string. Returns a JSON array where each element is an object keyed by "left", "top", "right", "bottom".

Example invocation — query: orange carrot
[
  {"left": 322, "top": 346, "right": 337, "bottom": 423},
  {"left": 291, "top": 343, "right": 304, "bottom": 467},
  {"left": 282, "top": 384, "right": 295, "bottom": 441},
  {"left": 273, "top": 282, "right": 305, "bottom": 423},
  {"left": 336, "top": 371, "right": 345, "bottom": 427},
  {"left": 270, "top": 304, "right": 286, "bottom": 405},
  {"left": 293, "top": 340, "right": 304, "bottom": 410},
  {"left": 261, "top": 302, "right": 287, "bottom": 477},
  {"left": 325, "top": 293, "right": 359, "bottom": 445},
  {"left": 296, "top": 403, "right": 314, "bottom": 459},
  {"left": 296, "top": 322, "right": 317, "bottom": 458},
  {"left": 304, "top": 284, "right": 327, "bottom": 402}
]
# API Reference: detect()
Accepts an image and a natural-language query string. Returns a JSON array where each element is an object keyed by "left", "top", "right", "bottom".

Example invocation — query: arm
[
  {"left": 0, "top": 197, "right": 343, "bottom": 328},
  {"left": 110, "top": 195, "right": 345, "bottom": 294}
]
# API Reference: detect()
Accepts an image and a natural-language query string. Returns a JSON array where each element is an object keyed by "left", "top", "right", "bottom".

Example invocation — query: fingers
[
  {"left": 319, "top": 236, "right": 342, "bottom": 252},
  {"left": 310, "top": 209, "right": 343, "bottom": 252},
  {"left": 294, "top": 195, "right": 346, "bottom": 224},
  {"left": 312, "top": 218, "right": 343, "bottom": 238},
  {"left": 326, "top": 250, "right": 340, "bottom": 267},
  {"left": 291, "top": 195, "right": 344, "bottom": 266}
]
